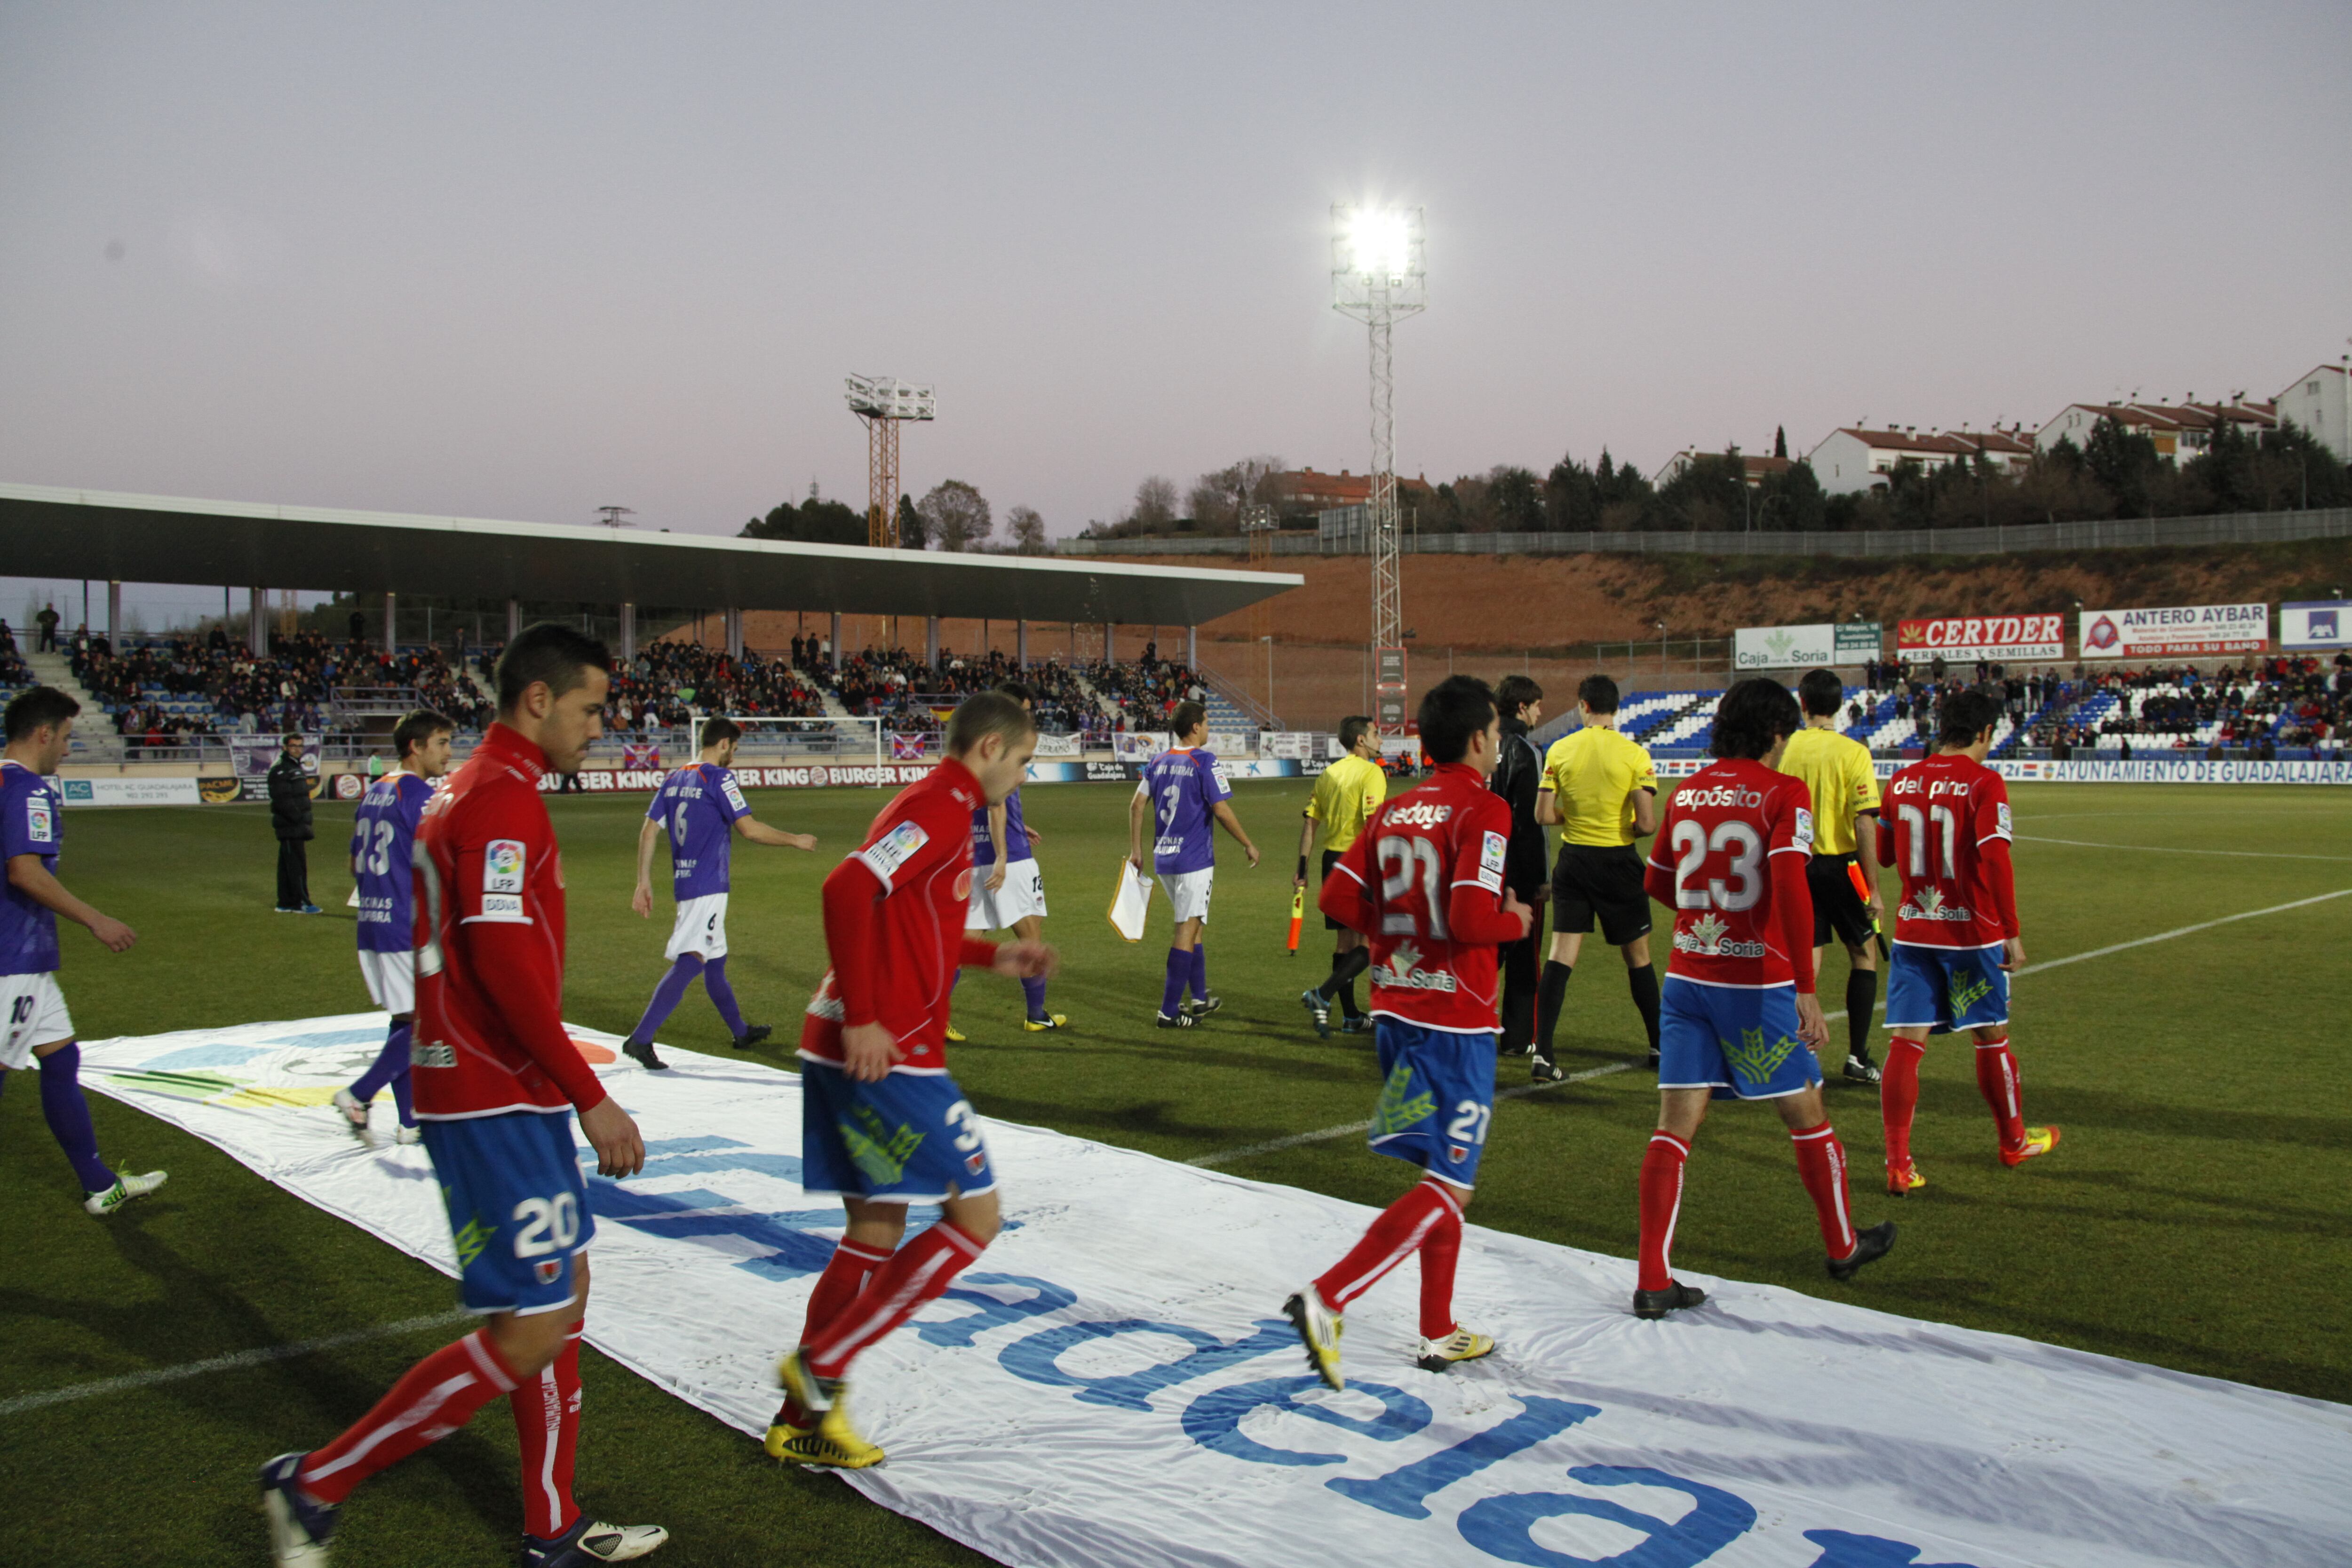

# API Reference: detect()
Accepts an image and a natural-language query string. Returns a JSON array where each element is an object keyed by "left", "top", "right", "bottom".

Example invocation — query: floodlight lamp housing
[
  {"left": 1332, "top": 204, "right": 1425, "bottom": 320},
  {"left": 844, "top": 375, "right": 937, "bottom": 422}
]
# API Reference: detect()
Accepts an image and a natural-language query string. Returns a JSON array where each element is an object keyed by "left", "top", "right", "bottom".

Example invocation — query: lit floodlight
[
  {"left": 1332, "top": 204, "right": 1425, "bottom": 316},
  {"left": 844, "top": 374, "right": 936, "bottom": 422}
]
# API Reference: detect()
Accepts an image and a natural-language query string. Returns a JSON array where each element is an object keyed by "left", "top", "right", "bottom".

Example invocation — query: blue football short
[
  {"left": 1886, "top": 943, "right": 2010, "bottom": 1034},
  {"left": 800, "top": 1062, "right": 997, "bottom": 1204},
  {"left": 1658, "top": 977, "right": 1823, "bottom": 1100},
  {"left": 1367, "top": 1019, "right": 1497, "bottom": 1189},
  {"left": 421, "top": 1110, "right": 595, "bottom": 1316}
]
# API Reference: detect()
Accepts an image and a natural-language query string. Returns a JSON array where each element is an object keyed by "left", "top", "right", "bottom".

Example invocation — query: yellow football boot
[
  {"left": 1283, "top": 1288, "right": 1344, "bottom": 1392},
  {"left": 1416, "top": 1326, "right": 1496, "bottom": 1374},
  {"left": 2001, "top": 1125, "right": 2062, "bottom": 1168}
]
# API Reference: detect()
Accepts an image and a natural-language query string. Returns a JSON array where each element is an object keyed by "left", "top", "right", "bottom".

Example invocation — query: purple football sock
[
  {"left": 704, "top": 956, "right": 747, "bottom": 1036},
  {"left": 36, "top": 1044, "right": 116, "bottom": 1193},
  {"left": 1021, "top": 974, "right": 1048, "bottom": 1020},
  {"left": 1190, "top": 944, "right": 1208, "bottom": 1000},
  {"left": 389, "top": 1068, "right": 415, "bottom": 1128},
  {"left": 631, "top": 955, "right": 703, "bottom": 1043},
  {"left": 1161, "top": 948, "right": 1189, "bottom": 1016},
  {"left": 349, "top": 1020, "right": 411, "bottom": 1104}
]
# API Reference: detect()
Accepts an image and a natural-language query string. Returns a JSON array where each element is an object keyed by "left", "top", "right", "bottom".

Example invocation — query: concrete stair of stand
[{"left": 22, "top": 652, "right": 123, "bottom": 762}]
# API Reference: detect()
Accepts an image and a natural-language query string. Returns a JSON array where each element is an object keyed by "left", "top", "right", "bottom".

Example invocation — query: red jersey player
[
  {"left": 262, "top": 624, "right": 665, "bottom": 1568},
  {"left": 770, "top": 692, "right": 1055, "bottom": 1468},
  {"left": 1877, "top": 687, "right": 2058, "bottom": 1196},
  {"left": 1286, "top": 677, "right": 1533, "bottom": 1389},
  {"left": 1634, "top": 678, "right": 1896, "bottom": 1321}
]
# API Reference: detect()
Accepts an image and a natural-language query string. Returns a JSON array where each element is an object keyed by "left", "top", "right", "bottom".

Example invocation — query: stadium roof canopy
[{"left": 0, "top": 482, "right": 1301, "bottom": 627}]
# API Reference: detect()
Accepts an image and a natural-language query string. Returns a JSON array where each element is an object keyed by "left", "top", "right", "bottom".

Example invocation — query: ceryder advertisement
[
  {"left": 2078, "top": 602, "right": 2268, "bottom": 660},
  {"left": 1896, "top": 614, "right": 2065, "bottom": 663}
]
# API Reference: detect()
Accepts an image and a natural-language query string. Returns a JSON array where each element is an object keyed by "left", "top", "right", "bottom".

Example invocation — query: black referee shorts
[
  {"left": 1807, "top": 851, "right": 1875, "bottom": 951},
  {"left": 1320, "top": 848, "right": 1350, "bottom": 930},
  {"left": 1550, "top": 843, "right": 1652, "bottom": 946}
]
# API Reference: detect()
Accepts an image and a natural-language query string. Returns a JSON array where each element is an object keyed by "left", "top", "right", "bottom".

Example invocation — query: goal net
[{"left": 720, "top": 714, "right": 886, "bottom": 766}]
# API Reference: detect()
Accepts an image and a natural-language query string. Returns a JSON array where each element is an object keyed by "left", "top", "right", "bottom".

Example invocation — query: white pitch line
[
  {"left": 2015, "top": 833, "right": 2352, "bottom": 862},
  {"left": 1187, "top": 886, "right": 2352, "bottom": 1168},
  {"left": 0, "top": 1309, "right": 471, "bottom": 1418}
]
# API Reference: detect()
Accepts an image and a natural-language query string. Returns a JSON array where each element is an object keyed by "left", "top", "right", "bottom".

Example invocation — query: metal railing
[{"left": 1053, "top": 506, "right": 2352, "bottom": 559}]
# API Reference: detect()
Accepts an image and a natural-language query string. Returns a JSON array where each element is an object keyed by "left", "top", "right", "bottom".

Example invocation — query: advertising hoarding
[
  {"left": 1895, "top": 614, "right": 2065, "bottom": 663},
  {"left": 1733, "top": 624, "right": 1835, "bottom": 670},
  {"left": 2077, "top": 603, "right": 2267, "bottom": 660},
  {"left": 2280, "top": 601, "right": 2352, "bottom": 651}
]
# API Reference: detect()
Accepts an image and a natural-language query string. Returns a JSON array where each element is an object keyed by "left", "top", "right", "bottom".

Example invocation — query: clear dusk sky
[{"left": 3, "top": 0, "right": 2347, "bottom": 569}]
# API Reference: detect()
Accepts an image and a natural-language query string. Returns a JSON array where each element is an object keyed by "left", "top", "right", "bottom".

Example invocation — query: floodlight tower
[
  {"left": 844, "top": 375, "right": 937, "bottom": 548},
  {"left": 1332, "top": 205, "right": 1424, "bottom": 733}
]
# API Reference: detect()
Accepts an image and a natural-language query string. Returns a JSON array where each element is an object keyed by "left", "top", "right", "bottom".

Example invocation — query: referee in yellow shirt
[
  {"left": 1532, "top": 674, "right": 1661, "bottom": 1080},
  {"left": 1297, "top": 716, "right": 1387, "bottom": 1036},
  {"left": 1777, "top": 669, "right": 1889, "bottom": 1084}
]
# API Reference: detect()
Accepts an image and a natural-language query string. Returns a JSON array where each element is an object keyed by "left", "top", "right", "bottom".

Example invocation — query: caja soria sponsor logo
[{"left": 1675, "top": 912, "right": 1766, "bottom": 959}]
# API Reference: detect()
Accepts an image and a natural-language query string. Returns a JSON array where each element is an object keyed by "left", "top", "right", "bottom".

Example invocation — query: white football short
[
  {"left": 357, "top": 948, "right": 416, "bottom": 1016},
  {"left": 966, "top": 859, "right": 1048, "bottom": 931},
  {"left": 0, "top": 971, "right": 74, "bottom": 1071},
  {"left": 666, "top": 892, "right": 730, "bottom": 961},
  {"left": 1162, "top": 868, "right": 1215, "bottom": 925}
]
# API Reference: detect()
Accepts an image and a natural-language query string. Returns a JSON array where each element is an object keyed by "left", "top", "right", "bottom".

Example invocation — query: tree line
[{"left": 741, "top": 482, "right": 1049, "bottom": 553}]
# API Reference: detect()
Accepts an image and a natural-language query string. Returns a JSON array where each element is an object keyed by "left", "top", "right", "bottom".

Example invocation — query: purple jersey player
[
  {"left": 1127, "top": 700, "right": 1258, "bottom": 1028},
  {"left": 334, "top": 709, "right": 456, "bottom": 1145},
  {"left": 623, "top": 717, "right": 816, "bottom": 1069},
  {"left": 954, "top": 681, "right": 1064, "bottom": 1036},
  {"left": 0, "top": 685, "right": 160, "bottom": 1216}
]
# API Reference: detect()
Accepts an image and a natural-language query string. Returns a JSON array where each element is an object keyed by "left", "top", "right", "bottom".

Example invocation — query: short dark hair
[
  {"left": 1709, "top": 677, "right": 1802, "bottom": 760},
  {"left": 392, "top": 708, "right": 454, "bottom": 761},
  {"left": 282, "top": 732, "right": 303, "bottom": 747},
  {"left": 1577, "top": 673, "right": 1620, "bottom": 714},
  {"left": 1796, "top": 669, "right": 1846, "bottom": 717},
  {"left": 1337, "top": 715, "right": 1375, "bottom": 751},
  {"left": 1170, "top": 700, "right": 1207, "bottom": 739},
  {"left": 1418, "top": 675, "right": 1496, "bottom": 764},
  {"left": 1939, "top": 689, "right": 2002, "bottom": 746},
  {"left": 3, "top": 685, "right": 79, "bottom": 742},
  {"left": 993, "top": 680, "right": 1034, "bottom": 707},
  {"left": 1494, "top": 674, "right": 1543, "bottom": 722},
  {"left": 946, "top": 690, "right": 1037, "bottom": 756},
  {"left": 495, "top": 622, "right": 613, "bottom": 713},
  {"left": 701, "top": 715, "right": 744, "bottom": 751}
]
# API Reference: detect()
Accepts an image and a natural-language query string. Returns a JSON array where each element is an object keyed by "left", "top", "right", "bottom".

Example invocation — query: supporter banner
[
  {"left": 1031, "top": 733, "right": 1083, "bottom": 757},
  {"left": 56, "top": 776, "right": 201, "bottom": 807},
  {"left": 79, "top": 1015, "right": 2352, "bottom": 1568},
  {"left": 2280, "top": 601, "right": 2352, "bottom": 651},
  {"left": 1733, "top": 623, "right": 1834, "bottom": 670},
  {"left": 1896, "top": 614, "right": 2065, "bottom": 663},
  {"left": 227, "top": 734, "right": 322, "bottom": 779},
  {"left": 1114, "top": 732, "right": 1173, "bottom": 763},
  {"left": 1260, "top": 732, "right": 1328, "bottom": 761},
  {"left": 2078, "top": 602, "right": 2268, "bottom": 660},
  {"left": 891, "top": 733, "right": 931, "bottom": 761},
  {"left": 1205, "top": 730, "right": 1257, "bottom": 758},
  {"left": 621, "top": 742, "right": 662, "bottom": 770}
]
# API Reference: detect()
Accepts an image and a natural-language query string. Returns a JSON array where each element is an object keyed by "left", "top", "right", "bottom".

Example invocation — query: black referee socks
[
  {"left": 1534, "top": 960, "right": 1573, "bottom": 1059},
  {"left": 1845, "top": 968, "right": 1879, "bottom": 1062},
  {"left": 1627, "top": 964, "right": 1662, "bottom": 1054}
]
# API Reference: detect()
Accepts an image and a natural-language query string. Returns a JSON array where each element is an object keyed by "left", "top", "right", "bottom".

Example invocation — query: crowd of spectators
[
  {"left": 1084, "top": 641, "right": 1208, "bottom": 730},
  {"left": 579, "top": 640, "right": 826, "bottom": 734},
  {"left": 66, "top": 627, "right": 348, "bottom": 745},
  {"left": 2024, "top": 654, "right": 2351, "bottom": 756}
]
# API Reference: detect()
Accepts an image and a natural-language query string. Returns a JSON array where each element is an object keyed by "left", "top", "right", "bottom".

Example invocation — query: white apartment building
[
  {"left": 2275, "top": 364, "right": 2350, "bottom": 462},
  {"left": 2035, "top": 399, "right": 2275, "bottom": 461},
  {"left": 1804, "top": 427, "right": 2034, "bottom": 495}
]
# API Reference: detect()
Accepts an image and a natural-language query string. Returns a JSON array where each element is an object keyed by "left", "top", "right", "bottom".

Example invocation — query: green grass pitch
[{"left": 2, "top": 779, "right": 2347, "bottom": 1566}]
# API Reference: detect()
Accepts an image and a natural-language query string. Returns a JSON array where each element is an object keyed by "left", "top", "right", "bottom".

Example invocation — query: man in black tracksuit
[
  {"left": 268, "top": 733, "right": 318, "bottom": 913},
  {"left": 1490, "top": 675, "right": 1549, "bottom": 1054}
]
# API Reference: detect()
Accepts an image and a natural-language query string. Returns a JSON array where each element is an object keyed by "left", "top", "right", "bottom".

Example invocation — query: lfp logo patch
[{"left": 485, "top": 840, "right": 526, "bottom": 892}]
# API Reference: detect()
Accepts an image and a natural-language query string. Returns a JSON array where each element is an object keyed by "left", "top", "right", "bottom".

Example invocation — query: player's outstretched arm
[
  {"left": 7, "top": 853, "right": 135, "bottom": 952},
  {"left": 1211, "top": 801, "right": 1259, "bottom": 867},
  {"left": 737, "top": 817, "right": 818, "bottom": 852},
  {"left": 631, "top": 816, "right": 661, "bottom": 918}
]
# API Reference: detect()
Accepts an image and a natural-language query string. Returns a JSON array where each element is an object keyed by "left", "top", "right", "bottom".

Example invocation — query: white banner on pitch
[{"left": 78, "top": 1017, "right": 2352, "bottom": 1568}]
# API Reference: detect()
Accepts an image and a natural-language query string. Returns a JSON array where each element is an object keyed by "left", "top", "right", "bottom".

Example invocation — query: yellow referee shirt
[
  {"left": 1306, "top": 752, "right": 1388, "bottom": 853},
  {"left": 1776, "top": 724, "right": 1880, "bottom": 855},
  {"left": 1540, "top": 726, "right": 1659, "bottom": 847}
]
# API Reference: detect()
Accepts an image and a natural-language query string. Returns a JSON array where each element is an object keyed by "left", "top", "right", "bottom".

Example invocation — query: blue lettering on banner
[
  {"left": 1181, "top": 1376, "right": 1430, "bottom": 1466},
  {"left": 914, "top": 1274, "right": 1076, "bottom": 1349},
  {"left": 1328, "top": 1397, "right": 1600, "bottom": 1519},
  {"left": 1000, "top": 1317, "right": 1300, "bottom": 1411},
  {"left": 1455, "top": 1465, "right": 1753, "bottom": 1565},
  {"left": 1800, "top": 1529, "right": 1983, "bottom": 1568}
]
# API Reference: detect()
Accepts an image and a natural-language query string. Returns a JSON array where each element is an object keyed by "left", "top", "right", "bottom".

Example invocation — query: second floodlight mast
[
  {"left": 844, "top": 375, "right": 937, "bottom": 549},
  {"left": 1332, "top": 205, "right": 1424, "bottom": 736}
]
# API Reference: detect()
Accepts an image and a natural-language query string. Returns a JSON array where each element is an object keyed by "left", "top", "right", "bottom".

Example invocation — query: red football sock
[
  {"left": 298, "top": 1330, "right": 519, "bottom": 1505},
  {"left": 1636, "top": 1131, "right": 1690, "bottom": 1293},
  {"left": 780, "top": 1238, "right": 890, "bottom": 1424},
  {"left": 1415, "top": 1185, "right": 1465, "bottom": 1340},
  {"left": 1882, "top": 1038, "right": 1926, "bottom": 1170},
  {"left": 803, "top": 1222, "right": 986, "bottom": 1381},
  {"left": 1313, "top": 1179, "right": 1454, "bottom": 1312},
  {"left": 1791, "top": 1122, "right": 1859, "bottom": 1260},
  {"left": 513, "top": 1325, "right": 582, "bottom": 1541},
  {"left": 1974, "top": 1035, "right": 2026, "bottom": 1152}
]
